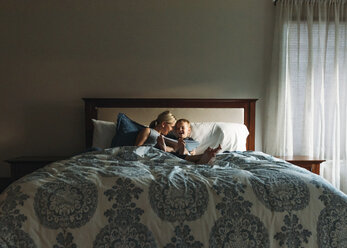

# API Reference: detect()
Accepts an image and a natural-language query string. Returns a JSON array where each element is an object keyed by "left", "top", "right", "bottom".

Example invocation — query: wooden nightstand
[
  {"left": 5, "top": 156, "right": 68, "bottom": 181},
  {"left": 277, "top": 156, "right": 325, "bottom": 175}
]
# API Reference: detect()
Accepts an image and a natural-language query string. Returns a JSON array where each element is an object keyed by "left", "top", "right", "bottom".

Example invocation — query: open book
[{"left": 163, "top": 136, "right": 200, "bottom": 152}]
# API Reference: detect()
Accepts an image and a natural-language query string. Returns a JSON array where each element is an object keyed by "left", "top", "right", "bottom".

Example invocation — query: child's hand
[
  {"left": 178, "top": 138, "right": 185, "bottom": 145},
  {"left": 177, "top": 138, "right": 186, "bottom": 155}
]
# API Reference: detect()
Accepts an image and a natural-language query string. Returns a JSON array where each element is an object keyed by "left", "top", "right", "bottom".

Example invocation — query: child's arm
[{"left": 177, "top": 138, "right": 189, "bottom": 155}]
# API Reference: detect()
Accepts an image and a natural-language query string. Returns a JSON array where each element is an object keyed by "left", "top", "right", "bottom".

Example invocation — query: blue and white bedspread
[{"left": 0, "top": 146, "right": 346, "bottom": 248}]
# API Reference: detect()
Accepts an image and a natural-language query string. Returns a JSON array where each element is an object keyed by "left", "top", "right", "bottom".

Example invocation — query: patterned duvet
[{"left": 0, "top": 146, "right": 346, "bottom": 248}]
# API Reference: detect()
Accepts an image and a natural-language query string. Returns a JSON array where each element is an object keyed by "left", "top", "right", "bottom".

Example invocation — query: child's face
[{"left": 175, "top": 122, "right": 191, "bottom": 139}]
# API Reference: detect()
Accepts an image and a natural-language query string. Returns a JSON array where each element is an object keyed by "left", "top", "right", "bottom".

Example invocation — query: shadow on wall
[{"left": 0, "top": 100, "right": 85, "bottom": 177}]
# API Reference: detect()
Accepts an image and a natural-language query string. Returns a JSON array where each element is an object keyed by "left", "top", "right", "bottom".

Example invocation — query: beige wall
[{"left": 0, "top": 0, "right": 275, "bottom": 176}]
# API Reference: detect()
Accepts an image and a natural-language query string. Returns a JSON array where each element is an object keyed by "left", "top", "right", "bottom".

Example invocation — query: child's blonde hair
[
  {"left": 149, "top": 111, "right": 176, "bottom": 128},
  {"left": 175, "top": 118, "right": 191, "bottom": 127}
]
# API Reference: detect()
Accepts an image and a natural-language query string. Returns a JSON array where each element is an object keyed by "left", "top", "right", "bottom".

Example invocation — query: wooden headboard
[{"left": 82, "top": 98, "right": 257, "bottom": 150}]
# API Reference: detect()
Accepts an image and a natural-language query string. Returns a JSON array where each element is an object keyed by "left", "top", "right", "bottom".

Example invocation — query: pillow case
[
  {"left": 92, "top": 119, "right": 116, "bottom": 149},
  {"left": 190, "top": 122, "right": 249, "bottom": 154},
  {"left": 111, "top": 113, "right": 146, "bottom": 147}
]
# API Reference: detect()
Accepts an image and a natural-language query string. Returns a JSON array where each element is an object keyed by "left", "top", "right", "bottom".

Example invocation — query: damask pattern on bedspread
[{"left": 0, "top": 146, "right": 346, "bottom": 247}]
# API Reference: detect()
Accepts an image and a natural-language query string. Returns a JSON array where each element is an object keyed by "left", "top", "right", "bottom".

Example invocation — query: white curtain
[{"left": 264, "top": 0, "right": 347, "bottom": 193}]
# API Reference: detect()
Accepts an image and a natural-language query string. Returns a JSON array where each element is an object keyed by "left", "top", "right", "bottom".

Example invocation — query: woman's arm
[{"left": 135, "top": 128, "right": 151, "bottom": 146}]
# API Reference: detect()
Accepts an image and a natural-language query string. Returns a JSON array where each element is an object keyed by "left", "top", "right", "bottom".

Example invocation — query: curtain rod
[{"left": 274, "top": 0, "right": 347, "bottom": 6}]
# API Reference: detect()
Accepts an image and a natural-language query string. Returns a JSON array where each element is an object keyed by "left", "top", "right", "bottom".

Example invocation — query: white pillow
[
  {"left": 92, "top": 119, "right": 116, "bottom": 149},
  {"left": 190, "top": 122, "right": 249, "bottom": 154}
]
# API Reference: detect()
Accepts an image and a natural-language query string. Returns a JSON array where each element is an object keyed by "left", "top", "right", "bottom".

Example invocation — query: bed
[{"left": 0, "top": 98, "right": 346, "bottom": 248}]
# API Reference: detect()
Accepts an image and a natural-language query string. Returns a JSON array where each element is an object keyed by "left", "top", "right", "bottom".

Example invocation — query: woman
[{"left": 134, "top": 110, "right": 176, "bottom": 148}]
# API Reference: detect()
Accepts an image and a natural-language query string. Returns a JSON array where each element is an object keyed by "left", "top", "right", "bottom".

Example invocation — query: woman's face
[{"left": 161, "top": 121, "right": 176, "bottom": 135}]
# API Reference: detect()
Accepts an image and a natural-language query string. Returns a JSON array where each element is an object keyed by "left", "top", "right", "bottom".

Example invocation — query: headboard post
[
  {"left": 84, "top": 100, "right": 97, "bottom": 148},
  {"left": 247, "top": 100, "right": 256, "bottom": 150},
  {"left": 82, "top": 98, "right": 257, "bottom": 150}
]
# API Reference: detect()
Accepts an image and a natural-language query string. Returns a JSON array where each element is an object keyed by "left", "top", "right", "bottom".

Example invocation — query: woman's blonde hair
[{"left": 149, "top": 111, "right": 176, "bottom": 128}]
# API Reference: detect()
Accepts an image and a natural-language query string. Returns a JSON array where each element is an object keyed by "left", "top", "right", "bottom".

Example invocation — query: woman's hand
[{"left": 156, "top": 135, "right": 167, "bottom": 152}]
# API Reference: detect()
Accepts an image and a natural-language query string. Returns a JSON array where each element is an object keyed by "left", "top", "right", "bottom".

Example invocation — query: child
[
  {"left": 166, "top": 118, "right": 197, "bottom": 156},
  {"left": 166, "top": 118, "right": 222, "bottom": 164}
]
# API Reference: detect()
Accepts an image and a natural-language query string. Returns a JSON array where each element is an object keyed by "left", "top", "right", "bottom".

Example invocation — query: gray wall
[{"left": 0, "top": 0, "right": 275, "bottom": 176}]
